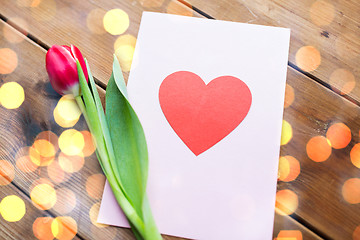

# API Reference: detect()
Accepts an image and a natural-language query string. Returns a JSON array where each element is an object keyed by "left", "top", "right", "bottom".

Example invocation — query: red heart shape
[{"left": 159, "top": 71, "right": 252, "bottom": 156}]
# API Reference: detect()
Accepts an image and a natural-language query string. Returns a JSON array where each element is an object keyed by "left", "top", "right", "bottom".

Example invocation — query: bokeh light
[
  {"left": 53, "top": 188, "right": 76, "bottom": 215},
  {"left": 16, "top": 147, "right": 38, "bottom": 173},
  {"left": 281, "top": 120, "right": 293, "bottom": 145},
  {"left": 81, "top": 131, "right": 96, "bottom": 157},
  {"left": 138, "top": 0, "right": 164, "bottom": 8},
  {"left": 351, "top": 143, "right": 360, "bottom": 168},
  {"left": 30, "top": 183, "right": 57, "bottom": 210},
  {"left": 342, "top": 178, "right": 360, "bottom": 204},
  {"left": 30, "top": 139, "right": 56, "bottom": 166},
  {"left": 326, "top": 122, "right": 351, "bottom": 149},
  {"left": 87, "top": 8, "right": 107, "bottom": 34},
  {"left": 89, "top": 202, "right": 107, "bottom": 227},
  {"left": 277, "top": 230, "right": 303, "bottom": 240},
  {"left": 53, "top": 108, "right": 78, "bottom": 129},
  {"left": 275, "top": 189, "right": 298, "bottom": 216},
  {"left": 278, "top": 157, "right": 289, "bottom": 180},
  {"left": 284, "top": 84, "right": 295, "bottom": 108},
  {"left": 33, "top": 139, "right": 55, "bottom": 158},
  {"left": 16, "top": 0, "right": 41, "bottom": 7},
  {"left": 31, "top": 0, "right": 57, "bottom": 22},
  {"left": 103, "top": 9, "right": 129, "bottom": 35},
  {"left": 53, "top": 95, "right": 81, "bottom": 128},
  {"left": 30, "top": 0, "right": 41, "bottom": 7},
  {"left": 309, "top": 0, "right": 335, "bottom": 26},
  {"left": 278, "top": 156, "right": 300, "bottom": 182},
  {"left": 114, "top": 34, "right": 137, "bottom": 72},
  {"left": 0, "top": 160, "right": 15, "bottom": 185},
  {"left": 51, "top": 217, "right": 77, "bottom": 240},
  {"left": 0, "top": 82, "right": 24, "bottom": 109},
  {"left": 295, "top": 46, "right": 321, "bottom": 72},
  {"left": 0, "top": 48, "right": 18, "bottom": 74},
  {"left": 16, "top": 155, "right": 38, "bottom": 173},
  {"left": 306, "top": 136, "right": 331, "bottom": 162},
  {"left": 0, "top": 195, "right": 26, "bottom": 222},
  {"left": 330, "top": 69, "right": 356, "bottom": 95},
  {"left": 33, "top": 217, "right": 54, "bottom": 240},
  {"left": 36, "top": 131, "right": 59, "bottom": 152},
  {"left": 86, "top": 174, "right": 106, "bottom": 199},
  {"left": 166, "top": 1, "right": 193, "bottom": 16},
  {"left": 58, "top": 129, "right": 85, "bottom": 156},
  {"left": 353, "top": 225, "right": 360, "bottom": 240},
  {"left": 58, "top": 152, "right": 84, "bottom": 173},
  {"left": 53, "top": 95, "right": 81, "bottom": 127},
  {"left": 47, "top": 160, "right": 67, "bottom": 183}
]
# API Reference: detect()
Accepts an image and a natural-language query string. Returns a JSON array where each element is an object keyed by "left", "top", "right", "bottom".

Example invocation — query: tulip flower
[
  {"left": 46, "top": 45, "right": 88, "bottom": 96},
  {"left": 46, "top": 45, "right": 162, "bottom": 240}
]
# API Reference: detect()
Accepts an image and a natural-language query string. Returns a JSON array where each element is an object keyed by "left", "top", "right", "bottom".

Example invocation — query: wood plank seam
[
  {"left": 291, "top": 213, "right": 330, "bottom": 240},
  {"left": 0, "top": 10, "right": 325, "bottom": 240},
  {"left": 0, "top": 9, "right": 331, "bottom": 240},
  {"left": 173, "top": 1, "right": 339, "bottom": 239},
  {"left": 0, "top": 18, "right": 91, "bottom": 240},
  {"left": 6, "top": 175, "right": 87, "bottom": 240},
  {"left": 177, "top": 0, "right": 215, "bottom": 19},
  {"left": 288, "top": 61, "right": 360, "bottom": 107},
  {"left": 3, "top": 1, "right": 355, "bottom": 110},
  {"left": 0, "top": 13, "right": 109, "bottom": 92},
  {"left": 0, "top": 13, "right": 49, "bottom": 52},
  {"left": 175, "top": 0, "right": 360, "bottom": 108}
]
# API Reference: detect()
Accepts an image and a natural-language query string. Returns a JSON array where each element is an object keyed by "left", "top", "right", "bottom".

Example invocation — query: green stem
[
  {"left": 78, "top": 95, "right": 161, "bottom": 239},
  {"left": 75, "top": 96, "right": 90, "bottom": 128},
  {"left": 75, "top": 61, "right": 162, "bottom": 240},
  {"left": 76, "top": 96, "right": 145, "bottom": 235}
]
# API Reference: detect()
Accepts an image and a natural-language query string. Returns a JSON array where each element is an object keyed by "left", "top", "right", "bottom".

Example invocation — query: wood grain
[
  {"left": 279, "top": 67, "right": 360, "bottom": 240},
  {"left": 273, "top": 214, "right": 322, "bottom": 240},
  {"left": 0, "top": 14, "right": 323, "bottom": 239},
  {"left": 2, "top": 1, "right": 360, "bottom": 239},
  {"left": 0, "top": 19, "right": 135, "bottom": 240},
  {"left": 0, "top": 0, "right": 200, "bottom": 85},
  {"left": 0, "top": 184, "right": 82, "bottom": 240},
  {"left": 181, "top": 0, "right": 360, "bottom": 104},
  {"left": 0, "top": 18, "right": 188, "bottom": 240}
]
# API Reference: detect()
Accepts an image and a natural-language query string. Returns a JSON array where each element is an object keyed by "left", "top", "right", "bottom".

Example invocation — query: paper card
[{"left": 98, "top": 12, "right": 290, "bottom": 240}]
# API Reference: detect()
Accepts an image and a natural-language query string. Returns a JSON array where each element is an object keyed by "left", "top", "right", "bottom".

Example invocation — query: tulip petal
[
  {"left": 71, "top": 45, "right": 88, "bottom": 81},
  {"left": 46, "top": 45, "right": 79, "bottom": 95}
]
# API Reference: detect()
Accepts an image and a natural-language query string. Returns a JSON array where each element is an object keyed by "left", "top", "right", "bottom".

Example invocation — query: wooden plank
[
  {"left": 179, "top": 0, "right": 360, "bottom": 104},
  {"left": 277, "top": 67, "right": 360, "bottom": 239},
  {"left": 0, "top": 19, "right": 135, "bottom": 240},
  {"left": 0, "top": 0, "right": 200, "bottom": 85},
  {"left": 0, "top": 18, "right": 188, "bottom": 240},
  {"left": 273, "top": 214, "right": 322, "bottom": 240},
  {"left": 0, "top": 184, "right": 82, "bottom": 240},
  {"left": 0, "top": 14, "right": 322, "bottom": 239}
]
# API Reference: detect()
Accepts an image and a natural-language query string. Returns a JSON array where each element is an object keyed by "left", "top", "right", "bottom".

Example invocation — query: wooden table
[{"left": 0, "top": 0, "right": 359, "bottom": 239}]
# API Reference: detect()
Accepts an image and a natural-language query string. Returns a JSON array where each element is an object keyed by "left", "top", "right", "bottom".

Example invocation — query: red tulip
[{"left": 46, "top": 44, "right": 88, "bottom": 96}]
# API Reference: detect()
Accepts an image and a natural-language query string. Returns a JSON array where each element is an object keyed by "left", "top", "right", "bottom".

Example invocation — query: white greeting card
[{"left": 98, "top": 12, "right": 290, "bottom": 240}]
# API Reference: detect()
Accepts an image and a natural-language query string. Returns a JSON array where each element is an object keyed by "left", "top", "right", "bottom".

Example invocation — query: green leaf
[
  {"left": 105, "top": 55, "right": 148, "bottom": 218},
  {"left": 77, "top": 60, "right": 161, "bottom": 239},
  {"left": 84, "top": 59, "right": 125, "bottom": 189},
  {"left": 142, "top": 196, "right": 162, "bottom": 240},
  {"left": 76, "top": 61, "right": 109, "bottom": 173}
]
